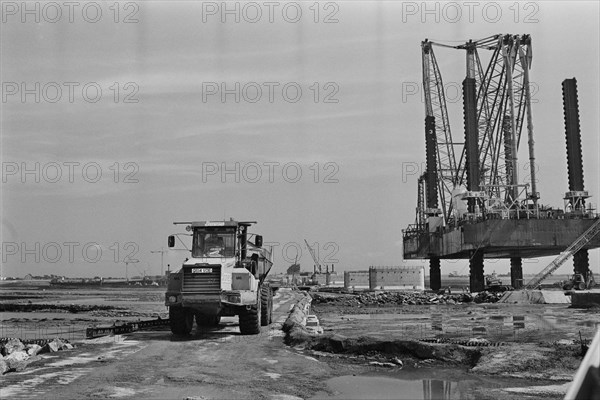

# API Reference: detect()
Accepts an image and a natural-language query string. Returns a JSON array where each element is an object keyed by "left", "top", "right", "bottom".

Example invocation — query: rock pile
[
  {"left": 473, "top": 291, "right": 504, "bottom": 303},
  {"left": 312, "top": 290, "right": 504, "bottom": 306},
  {"left": 0, "top": 338, "right": 74, "bottom": 374}
]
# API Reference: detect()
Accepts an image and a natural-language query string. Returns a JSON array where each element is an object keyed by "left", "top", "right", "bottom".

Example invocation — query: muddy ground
[
  {"left": 307, "top": 290, "right": 599, "bottom": 399},
  {"left": 0, "top": 285, "right": 597, "bottom": 399}
]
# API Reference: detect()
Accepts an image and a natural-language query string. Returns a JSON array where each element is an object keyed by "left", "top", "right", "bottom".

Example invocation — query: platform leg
[
  {"left": 573, "top": 249, "right": 589, "bottom": 279},
  {"left": 510, "top": 257, "right": 523, "bottom": 289},
  {"left": 469, "top": 252, "right": 485, "bottom": 292},
  {"left": 430, "top": 257, "right": 441, "bottom": 291}
]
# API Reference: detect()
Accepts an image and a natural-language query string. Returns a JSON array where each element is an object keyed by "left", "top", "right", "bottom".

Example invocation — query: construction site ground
[
  {"left": 1, "top": 285, "right": 599, "bottom": 399},
  {"left": 309, "top": 290, "right": 600, "bottom": 399}
]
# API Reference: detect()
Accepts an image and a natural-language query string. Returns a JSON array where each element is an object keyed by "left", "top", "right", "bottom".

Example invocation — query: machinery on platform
[
  {"left": 562, "top": 272, "right": 596, "bottom": 291},
  {"left": 165, "top": 219, "right": 273, "bottom": 335},
  {"left": 484, "top": 272, "right": 512, "bottom": 292},
  {"left": 402, "top": 34, "right": 600, "bottom": 292}
]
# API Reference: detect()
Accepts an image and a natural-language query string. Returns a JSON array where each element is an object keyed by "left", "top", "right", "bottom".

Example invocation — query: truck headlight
[
  {"left": 168, "top": 296, "right": 177, "bottom": 303},
  {"left": 227, "top": 294, "right": 241, "bottom": 303}
]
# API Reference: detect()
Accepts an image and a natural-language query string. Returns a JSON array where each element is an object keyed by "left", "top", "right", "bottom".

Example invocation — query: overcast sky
[{"left": 1, "top": 1, "right": 599, "bottom": 278}]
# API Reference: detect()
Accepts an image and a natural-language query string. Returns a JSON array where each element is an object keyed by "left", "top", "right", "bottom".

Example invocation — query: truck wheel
[
  {"left": 260, "top": 285, "right": 273, "bottom": 326},
  {"left": 196, "top": 314, "right": 221, "bottom": 327},
  {"left": 239, "top": 300, "right": 261, "bottom": 335},
  {"left": 169, "top": 306, "right": 193, "bottom": 335},
  {"left": 577, "top": 282, "right": 586, "bottom": 290}
]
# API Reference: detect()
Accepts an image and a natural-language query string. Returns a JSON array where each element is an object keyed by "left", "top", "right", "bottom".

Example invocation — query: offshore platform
[{"left": 402, "top": 34, "right": 600, "bottom": 292}]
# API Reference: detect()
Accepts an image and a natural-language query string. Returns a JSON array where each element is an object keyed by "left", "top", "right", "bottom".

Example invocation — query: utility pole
[
  {"left": 151, "top": 248, "right": 167, "bottom": 276},
  {"left": 124, "top": 259, "right": 139, "bottom": 283}
]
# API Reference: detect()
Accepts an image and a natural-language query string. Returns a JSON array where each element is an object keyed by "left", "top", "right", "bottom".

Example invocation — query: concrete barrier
[{"left": 498, "top": 290, "right": 570, "bottom": 304}]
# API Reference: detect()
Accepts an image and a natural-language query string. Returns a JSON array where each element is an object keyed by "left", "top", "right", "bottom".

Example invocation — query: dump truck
[{"left": 165, "top": 220, "right": 273, "bottom": 335}]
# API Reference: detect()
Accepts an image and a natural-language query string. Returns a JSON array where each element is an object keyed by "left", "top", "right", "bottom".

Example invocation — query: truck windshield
[{"left": 192, "top": 229, "right": 236, "bottom": 258}]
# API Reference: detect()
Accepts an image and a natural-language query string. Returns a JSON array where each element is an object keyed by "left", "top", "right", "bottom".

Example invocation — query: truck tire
[
  {"left": 170, "top": 306, "right": 193, "bottom": 335},
  {"left": 577, "top": 282, "right": 586, "bottom": 290},
  {"left": 260, "top": 285, "right": 273, "bottom": 326},
  {"left": 196, "top": 314, "right": 221, "bottom": 327},
  {"left": 239, "top": 299, "right": 261, "bottom": 335}
]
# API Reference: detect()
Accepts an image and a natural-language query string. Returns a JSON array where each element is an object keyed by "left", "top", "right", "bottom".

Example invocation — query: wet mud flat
[
  {"left": 0, "top": 286, "right": 167, "bottom": 342},
  {"left": 301, "top": 293, "right": 600, "bottom": 399}
]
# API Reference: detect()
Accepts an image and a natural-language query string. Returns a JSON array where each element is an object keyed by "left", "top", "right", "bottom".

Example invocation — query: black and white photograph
[{"left": 1, "top": 1, "right": 599, "bottom": 399}]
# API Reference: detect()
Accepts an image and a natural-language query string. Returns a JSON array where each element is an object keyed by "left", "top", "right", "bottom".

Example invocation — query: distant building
[{"left": 344, "top": 266, "right": 426, "bottom": 290}]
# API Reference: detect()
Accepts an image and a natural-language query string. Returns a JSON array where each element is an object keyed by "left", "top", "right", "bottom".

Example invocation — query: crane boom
[
  {"left": 525, "top": 218, "right": 600, "bottom": 289},
  {"left": 304, "top": 239, "right": 321, "bottom": 273}
]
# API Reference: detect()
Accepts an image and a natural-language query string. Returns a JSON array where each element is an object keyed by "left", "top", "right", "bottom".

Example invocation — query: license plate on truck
[{"left": 192, "top": 268, "right": 212, "bottom": 274}]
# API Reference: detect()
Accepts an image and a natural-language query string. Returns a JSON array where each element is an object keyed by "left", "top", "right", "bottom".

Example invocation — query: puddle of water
[
  {"left": 311, "top": 375, "right": 458, "bottom": 400},
  {"left": 319, "top": 306, "right": 600, "bottom": 344},
  {"left": 335, "top": 314, "right": 430, "bottom": 321}
]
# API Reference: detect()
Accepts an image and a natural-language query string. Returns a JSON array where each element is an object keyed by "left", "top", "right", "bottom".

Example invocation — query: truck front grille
[{"left": 182, "top": 265, "right": 221, "bottom": 294}]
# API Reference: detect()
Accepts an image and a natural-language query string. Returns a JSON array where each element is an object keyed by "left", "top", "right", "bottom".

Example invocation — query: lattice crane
[
  {"left": 304, "top": 239, "right": 321, "bottom": 274},
  {"left": 418, "top": 34, "right": 537, "bottom": 227}
]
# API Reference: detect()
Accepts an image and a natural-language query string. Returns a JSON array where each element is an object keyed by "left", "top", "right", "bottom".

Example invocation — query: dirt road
[{"left": 1, "top": 289, "right": 340, "bottom": 400}]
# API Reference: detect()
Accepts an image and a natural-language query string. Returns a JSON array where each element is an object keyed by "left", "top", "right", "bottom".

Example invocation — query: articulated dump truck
[{"left": 165, "top": 220, "right": 273, "bottom": 335}]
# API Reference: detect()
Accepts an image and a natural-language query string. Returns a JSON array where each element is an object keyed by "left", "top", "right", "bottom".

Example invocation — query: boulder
[
  {"left": 4, "top": 350, "right": 29, "bottom": 372},
  {"left": 39, "top": 339, "right": 60, "bottom": 354},
  {"left": 26, "top": 344, "right": 42, "bottom": 356},
  {"left": 0, "top": 358, "right": 9, "bottom": 374},
  {"left": 5, "top": 350, "right": 29, "bottom": 362},
  {"left": 4, "top": 338, "right": 25, "bottom": 355}
]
